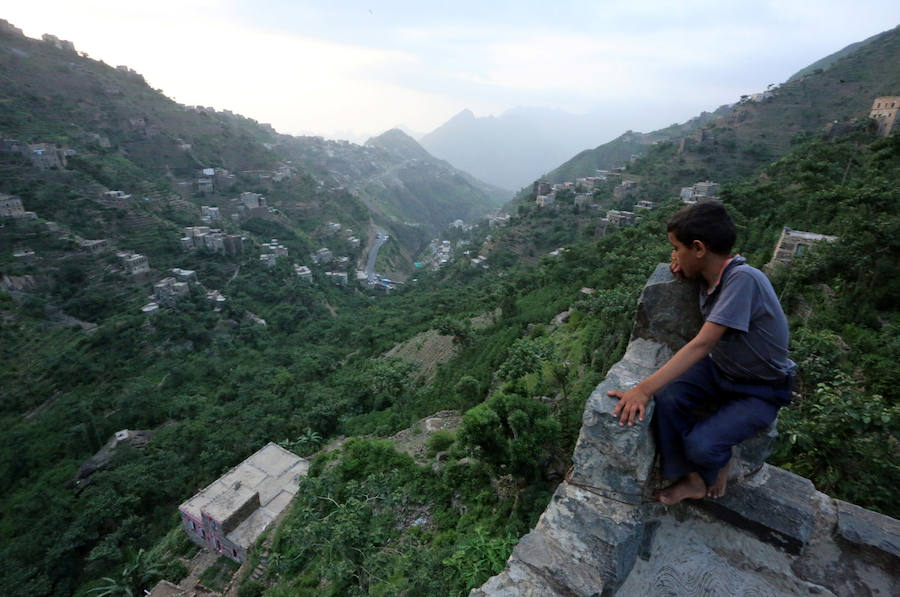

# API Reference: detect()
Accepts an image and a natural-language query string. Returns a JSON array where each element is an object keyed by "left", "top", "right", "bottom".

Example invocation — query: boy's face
[{"left": 668, "top": 232, "right": 702, "bottom": 279}]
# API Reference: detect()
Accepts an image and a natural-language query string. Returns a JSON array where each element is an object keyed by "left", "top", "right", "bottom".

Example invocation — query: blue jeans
[{"left": 652, "top": 356, "right": 792, "bottom": 486}]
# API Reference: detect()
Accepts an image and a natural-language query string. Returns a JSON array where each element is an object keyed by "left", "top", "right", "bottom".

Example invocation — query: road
[{"left": 366, "top": 225, "right": 388, "bottom": 283}]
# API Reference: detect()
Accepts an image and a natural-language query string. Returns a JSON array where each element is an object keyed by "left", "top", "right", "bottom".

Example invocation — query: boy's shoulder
[{"left": 722, "top": 259, "right": 770, "bottom": 289}]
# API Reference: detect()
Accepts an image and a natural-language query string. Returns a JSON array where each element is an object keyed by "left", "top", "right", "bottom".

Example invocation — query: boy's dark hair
[{"left": 667, "top": 200, "right": 735, "bottom": 255}]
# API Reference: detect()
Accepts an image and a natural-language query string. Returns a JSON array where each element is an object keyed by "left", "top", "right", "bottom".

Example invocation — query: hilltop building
[
  {"left": 870, "top": 96, "right": 899, "bottom": 137},
  {"left": 41, "top": 34, "right": 76, "bottom": 52},
  {"left": 533, "top": 181, "right": 552, "bottom": 196},
  {"left": 766, "top": 227, "right": 838, "bottom": 270},
  {"left": 178, "top": 443, "right": 308, "bottom": 563}
]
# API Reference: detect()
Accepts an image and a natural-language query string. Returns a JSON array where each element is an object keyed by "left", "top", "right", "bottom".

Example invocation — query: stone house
[
  {"left": 312, "top": 247, "right": 333, "bottom": 264},
  {"left": 103, "top": 190, "right": 132, "bottom": 200},
  {"left": 178, "top": 443, "right": 308, "bottom": 563},
  {"left": 119, "top": 252, "right": 150, "bottom": 275},
  {"left": 215, "top": 168, "right": 237, "bottom": 189},
  {"left": 869, "top": 96, "right": 899, "bottom": 137},
  {"left": 28, "top": 143, "right": 67, "bottom": 170},
  {"left": 533, "top": 181, "right": 552, "bottom": 196},
  {"left": 203, "top": 232, "right": 226, "bottom": 254},
  {"left": 606, "top": 210, "right": 636, "bottom": 226},
  {"left": 196, "top": 178, "right": 214, "bottom": 194},
  {"left": 153, "top": 277, "right": 190, "bottom": 306},
  {"left": 0, "top": 194, "right": 25, "bottom": 218},
  {"left": 200, "top": 206, "right": 221, "bottom": 222},
  {"left": 261, "top": 240, "right": 288, "bottom": 257},
  {"left": 634, "top": 200, "right": 654, "bottom": 210},
  {"left": 294, "top": 264, "right": 312, "bottom": 280},
  {"left": 613, "top": 180, "right": 638, "bottom": 200},
  {"left": 171, "top": 268, "right": 197, "bottom": 283},
  {"left": 239, "top": 192, "right": 266, "bottom": 210},
  {"left": 536, "top": 194, "right": 556, "bottom": 207},
  {"left": 691, "top": 180, "right": 720, "bottom": 199},
  {"left": 41, "top": 34, "right": 76, "bottom": 52},
  {"left": 326, "top": 271, "right": 348, "bottom": 285},
  {"left": 79, "top": 239, "right": 109, "bottom": 254},
  {"left": 766, "top": 227, "right": 838, "bottom": 270}
]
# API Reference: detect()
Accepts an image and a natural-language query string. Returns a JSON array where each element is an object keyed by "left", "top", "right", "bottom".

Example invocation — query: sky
[{"left": 5, "top": 1, "right": 900, "bottom": 144}]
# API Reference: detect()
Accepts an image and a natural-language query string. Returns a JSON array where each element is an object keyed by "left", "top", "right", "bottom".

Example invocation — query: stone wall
[{"left": 473, "top": 264, "right": 899, "bottom": 597}]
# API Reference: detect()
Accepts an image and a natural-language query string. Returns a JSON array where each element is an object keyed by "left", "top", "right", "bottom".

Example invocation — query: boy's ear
[{"left": 691, "top": 239, "right": 708, "bottom": 257}]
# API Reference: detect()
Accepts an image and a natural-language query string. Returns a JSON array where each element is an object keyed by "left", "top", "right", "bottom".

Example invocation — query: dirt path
[{"left": 178, "top": 548, "right": 220, "bottom": 592}]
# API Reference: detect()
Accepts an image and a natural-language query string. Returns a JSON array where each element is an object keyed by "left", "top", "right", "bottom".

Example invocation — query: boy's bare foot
[
  {"left": 707, "top": 459, "right": 732, "bottom": 499},
  {"left": 653, "top": 473, "right": 707, "bottom": 505}
]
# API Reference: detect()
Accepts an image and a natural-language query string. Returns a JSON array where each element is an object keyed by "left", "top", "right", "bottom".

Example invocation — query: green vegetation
[{"left": 0, "top": 19, "right": 898, "bottom": 597}]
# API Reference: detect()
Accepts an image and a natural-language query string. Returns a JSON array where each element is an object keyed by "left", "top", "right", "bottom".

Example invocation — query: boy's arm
[{"left": 609, "top": 321, "right": 727, "bottom": 426}]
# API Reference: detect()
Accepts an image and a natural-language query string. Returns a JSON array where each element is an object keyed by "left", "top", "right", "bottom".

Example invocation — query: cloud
[{"left": 5, "top": 1, "right": 900, "bottom": 140}]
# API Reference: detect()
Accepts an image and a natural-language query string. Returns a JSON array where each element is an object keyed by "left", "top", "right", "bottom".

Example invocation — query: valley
[{"left": 0, "top": 18, "right": 898, "bottom": 597}]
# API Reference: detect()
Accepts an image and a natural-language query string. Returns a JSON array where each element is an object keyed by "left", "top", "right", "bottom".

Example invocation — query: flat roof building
[
  {"left": 766, "top": 227, "right": 838, "bottom": 270},
  {"left": 178, "top": 443, "right": 308, "bottom": 563}
]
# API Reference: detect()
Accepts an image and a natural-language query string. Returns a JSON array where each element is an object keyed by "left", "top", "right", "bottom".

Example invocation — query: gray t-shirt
[{"left": 699, "top": 256, "right": 796, "bottom": 383}]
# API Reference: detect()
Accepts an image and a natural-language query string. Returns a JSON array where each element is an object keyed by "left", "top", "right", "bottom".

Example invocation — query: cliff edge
[{"left": 473, "top": 264, "right": 899, "bottom": 597}]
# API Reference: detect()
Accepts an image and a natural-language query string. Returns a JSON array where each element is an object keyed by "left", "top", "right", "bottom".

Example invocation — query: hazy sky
[{"left": 6, "top": 2, "right": 900, "bottom": 143}]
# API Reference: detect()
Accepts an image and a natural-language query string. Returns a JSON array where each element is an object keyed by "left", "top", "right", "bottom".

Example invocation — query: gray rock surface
[
  {"left": 474, "top": 264, "right": 900, "bottom": 597},
  {"left": 834, "top": 499, "right": 900, "bottom": 559}
]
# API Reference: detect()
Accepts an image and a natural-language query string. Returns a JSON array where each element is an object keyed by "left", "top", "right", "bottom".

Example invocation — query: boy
[{"left": 607, "top": 200, "right": 794, "bottom": 505}]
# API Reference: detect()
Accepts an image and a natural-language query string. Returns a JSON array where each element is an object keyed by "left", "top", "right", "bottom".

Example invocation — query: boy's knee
[{"left": 684, "top": 435, "right": 726, "bottom": 470}]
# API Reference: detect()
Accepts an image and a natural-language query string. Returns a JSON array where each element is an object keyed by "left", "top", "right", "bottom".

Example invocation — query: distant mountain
[{"left": 418, "top": 107, "right": 623, "bottom": 191}]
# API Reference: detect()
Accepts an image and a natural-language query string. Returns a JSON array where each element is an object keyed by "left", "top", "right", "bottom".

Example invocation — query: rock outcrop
[{"left": 473, "top": 264, "right": 899, "bottom": 597}]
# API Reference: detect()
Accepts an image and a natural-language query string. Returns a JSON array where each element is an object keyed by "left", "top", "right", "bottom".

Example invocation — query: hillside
[
  {"left": 0, "top": 22, "right": 503, "bottom": 262},
  {"left": 545, "top": 106, "right": 731, "bottom": 183},
  {"left": 0, "top": 18, "right": 898, "bottom": 597},
  {"left": 543, "top": 25, "right": 900, "bottom": 192}
]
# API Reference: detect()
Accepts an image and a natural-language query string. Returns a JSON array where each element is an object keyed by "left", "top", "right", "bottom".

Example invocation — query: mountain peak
[
  {"left": 449, "top": 108, "right": 476, "bottom": 123},
  {"left": 365, "top": 128, "right": 432, "bottom": 160}
]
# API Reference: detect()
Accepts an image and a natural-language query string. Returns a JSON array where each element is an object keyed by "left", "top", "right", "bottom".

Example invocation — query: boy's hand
[
  {"left": 608, "top": 387, "right": 650, "bottom": 426},
  {"left": 670, "top": 251, "right": 684, "bottom": 280}
]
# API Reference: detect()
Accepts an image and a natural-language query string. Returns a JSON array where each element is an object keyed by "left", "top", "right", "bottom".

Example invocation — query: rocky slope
[{"left": 474, "top": 265, "right": 900, "bottom": 596}]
